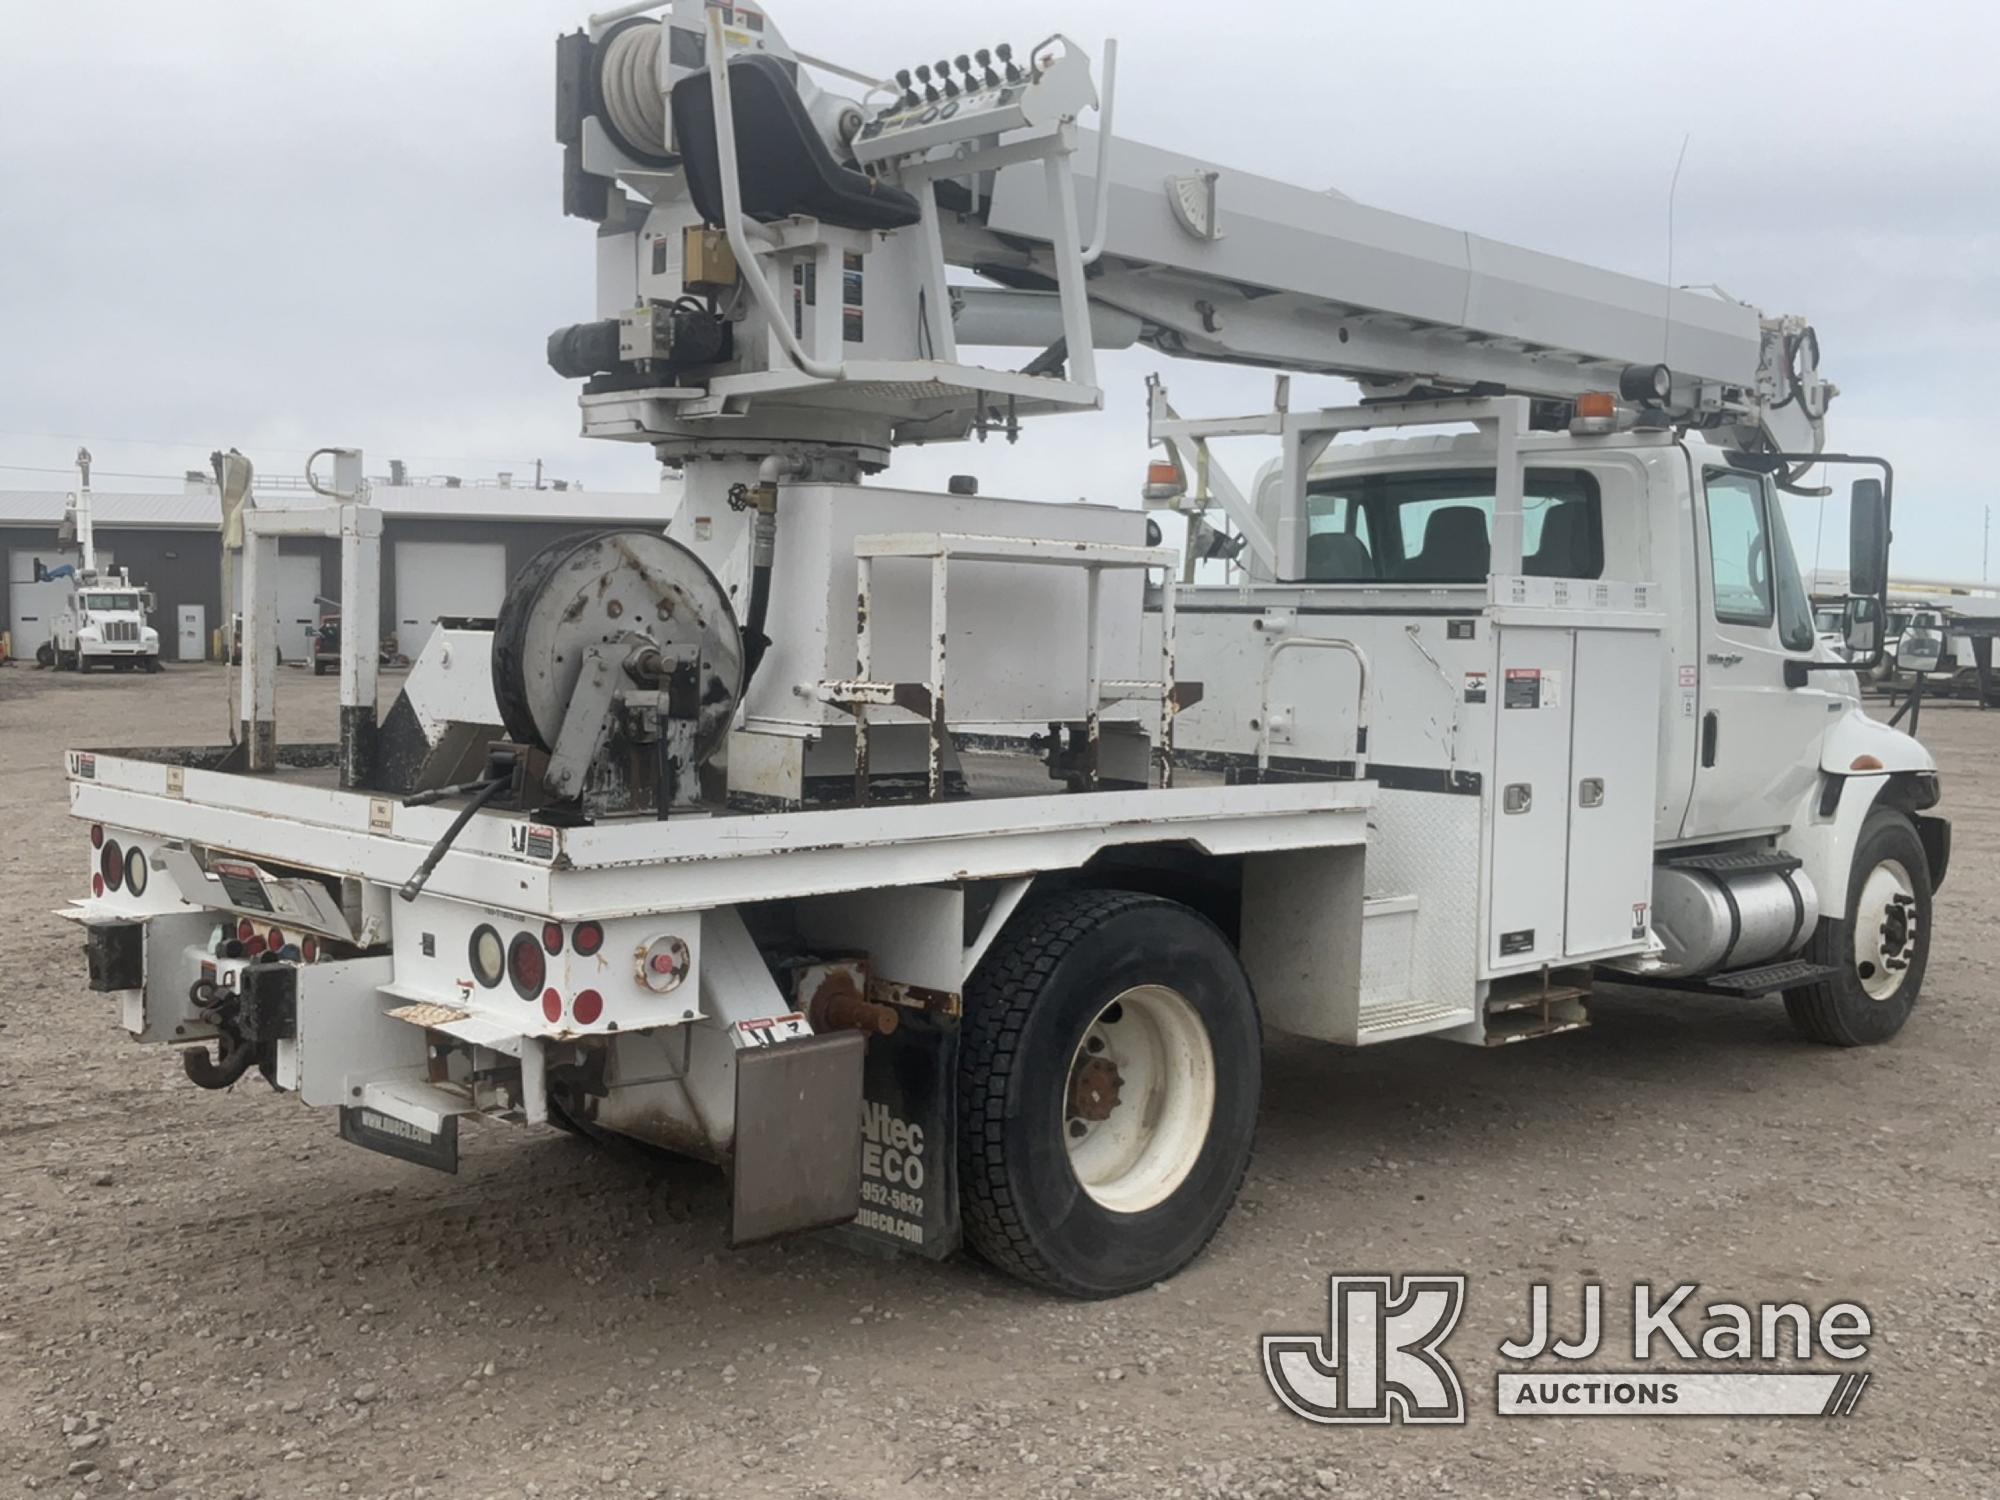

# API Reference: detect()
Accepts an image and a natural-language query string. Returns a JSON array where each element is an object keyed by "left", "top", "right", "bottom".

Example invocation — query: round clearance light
[
  {"left": 542, "top": 921, "right": 565, "bottom": 956},
  {"left": 125, "top": 846, "right": 149, "bottom": 898},
  {"left": 542, "top": 989, "right": 563, "bottom": 1024},
  {"left": 468, "top": 925, "right": 505, "bottom": 989},
  {"left": 237, "top": 917, "right": 256, "bottom": 944},
  {"left": 100, "top": 840, "right": 125, "bottom": 893},
  {"left": 637, "top": 936, "right": 691, "bottom": 994},
  {"left": 572, "top": 921, "right": 604, "bottom": 958},
  {"left": 573, "top": 989, "right": 604, "bottom": 1026},
  {"left": 90, "top": 823, "right": 105, "bottom": 850},
  {"left": 508, "top": 931, "right": 546, "bottom": 1000},
  {"left": 92, "top": 874, "right": 104, "bottom": 898},
  {"left": 300, "top": 933, "right": 319, "bottom": 964}
]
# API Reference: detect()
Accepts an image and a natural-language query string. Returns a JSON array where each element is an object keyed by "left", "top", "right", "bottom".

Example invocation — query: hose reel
[{"left": 492, "top": 529, "right": 743, "bottom": 819}]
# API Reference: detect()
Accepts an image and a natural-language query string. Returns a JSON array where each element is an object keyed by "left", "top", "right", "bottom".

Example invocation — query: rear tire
[
  {"left": 1785, "top": 808, "right": 1932, "bottom": 1046},
  {"left": 958, "top": 889, "right": 1261, "bottom": 1298}
]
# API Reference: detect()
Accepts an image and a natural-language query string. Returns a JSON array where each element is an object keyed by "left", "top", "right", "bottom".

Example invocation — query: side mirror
[
  {"left": 1850, "top": 478, "right": 1888, "bottom": 599},
  {"left": 1843, "top": 596, "right": 1880, "bottom": 657},
  {"left": 1897, "top": 621, "right": 1944, "bottom": 677}
]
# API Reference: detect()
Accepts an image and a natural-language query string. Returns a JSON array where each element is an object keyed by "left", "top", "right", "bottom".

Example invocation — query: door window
[
  {"left": 1704, "top": 470, "right": 1814, "bottom": 648},
  {"left": 1704, "top": 472, "right": 1775, "bottom": 626}
]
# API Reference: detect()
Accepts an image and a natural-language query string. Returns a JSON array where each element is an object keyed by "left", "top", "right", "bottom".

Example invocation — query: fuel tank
[{"left": 1650, "top": 859, "right": 1820, "bottom": 976}]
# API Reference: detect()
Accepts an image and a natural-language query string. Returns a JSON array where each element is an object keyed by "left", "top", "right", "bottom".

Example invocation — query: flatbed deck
[{"left": 67, "top": 742, "right": 1375, "bottom": 918}]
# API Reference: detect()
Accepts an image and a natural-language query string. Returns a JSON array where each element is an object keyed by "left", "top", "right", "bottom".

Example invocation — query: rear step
[
  {"left": 1700, "top": 957, "right": 1837, "bottom": 995},
  {"left": 1483, "top": 967, "right": 1592, "bottom": 1046}
]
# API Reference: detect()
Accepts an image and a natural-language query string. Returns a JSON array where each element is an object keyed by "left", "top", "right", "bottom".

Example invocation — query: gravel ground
[{"left": 2, "top": 662, "right": 1995, "bottom": 1500}]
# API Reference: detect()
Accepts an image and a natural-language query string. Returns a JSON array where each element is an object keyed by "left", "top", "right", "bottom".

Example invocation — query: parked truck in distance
[{"left": 35, "top": 564, "right": 161, "bottom": 673}]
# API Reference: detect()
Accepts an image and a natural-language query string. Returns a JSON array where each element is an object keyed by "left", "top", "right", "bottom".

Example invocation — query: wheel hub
[
  {"left": 1061, "top": 985, "right": 1217, "bottom": 1215},
  {"left": 1852, "top": 858, "right": 1919, "bottom": 1001},
  {"left": 1067, "top": 1055, "right": 1124, "bottom": 1123}
]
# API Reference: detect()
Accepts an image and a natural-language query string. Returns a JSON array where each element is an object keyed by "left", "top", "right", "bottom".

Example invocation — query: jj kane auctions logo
[{"left": 1264, "top": 1276, "right": 1873, "bottom": 1423}]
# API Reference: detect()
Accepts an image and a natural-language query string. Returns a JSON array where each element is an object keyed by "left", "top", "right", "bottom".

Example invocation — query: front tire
[
  {"left": 1785, "top": 808, "right": 1932, "bottom": 1046},
  {"left": 958, "top": 889, "right": 1261, "bottom": 1298}
]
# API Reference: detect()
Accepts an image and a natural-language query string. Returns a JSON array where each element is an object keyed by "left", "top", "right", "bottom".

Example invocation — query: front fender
[{"left": 1819, "top": 708, "right": 1935, "bottom": 776}]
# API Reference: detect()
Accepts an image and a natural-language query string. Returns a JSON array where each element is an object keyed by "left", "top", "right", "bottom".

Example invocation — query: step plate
[
  {"left": 1666, "top": 849, "right": 1803, "bottom": 877},
  {"left": 1703, "top": 958, "right": 1837, "bottom": 994}
]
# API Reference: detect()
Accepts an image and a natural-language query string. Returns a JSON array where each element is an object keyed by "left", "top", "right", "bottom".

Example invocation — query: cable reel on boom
[{"left": 491, "top": 529, "right": 744, "bottom": 820}]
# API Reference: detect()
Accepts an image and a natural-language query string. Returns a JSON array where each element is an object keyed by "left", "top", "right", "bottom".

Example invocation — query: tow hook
[{"left": 181, "top": 978, "right": 258, "bottom": 1090}]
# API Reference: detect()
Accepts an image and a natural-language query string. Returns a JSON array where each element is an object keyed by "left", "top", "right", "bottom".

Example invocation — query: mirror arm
[{"left": 1749, "top": 452, "right": 1894, "bottom": 687}]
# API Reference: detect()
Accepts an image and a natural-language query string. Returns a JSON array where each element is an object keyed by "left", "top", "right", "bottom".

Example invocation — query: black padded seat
[
  {"left": 670, "top": 54, "right": 922, "bottom": 233},
  {"left": 1400, "top": 505, "right": 1490, "bottom": 582}
]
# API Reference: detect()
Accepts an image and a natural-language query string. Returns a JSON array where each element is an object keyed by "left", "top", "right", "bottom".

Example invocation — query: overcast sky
[{"left": 2, "top": 1, "right": 1994, "bottom": 581}]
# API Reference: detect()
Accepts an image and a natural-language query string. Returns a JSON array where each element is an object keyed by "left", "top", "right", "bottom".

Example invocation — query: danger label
[{"left": 1504, "top": 669, "right": 1542, "bottom": 710}]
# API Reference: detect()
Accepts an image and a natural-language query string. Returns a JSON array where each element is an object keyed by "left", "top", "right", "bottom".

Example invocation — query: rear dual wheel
[{"left": 958, "top": 889, "right": 1261, "bottom": 1298}]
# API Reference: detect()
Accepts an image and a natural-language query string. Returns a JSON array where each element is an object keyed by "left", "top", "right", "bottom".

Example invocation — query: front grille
[{"left": 102, "top": 621, "right": 140, "bottom": 643}]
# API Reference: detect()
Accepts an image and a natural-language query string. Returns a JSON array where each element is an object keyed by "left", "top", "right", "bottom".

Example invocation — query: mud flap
[
  {"left": 339, "top": 1107, "right": 459, "bottom": 1173},
  {"left": 730, "top": 1030, "right": 868, "bottom": 1247},
  {"left": 85, "top": 921, "right": 145, "bottom": 993},
  {"left": 825, "top": 1009, "right": 962, "bottom": 1261}
]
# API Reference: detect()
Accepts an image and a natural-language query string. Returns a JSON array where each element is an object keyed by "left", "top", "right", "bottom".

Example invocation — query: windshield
[{"left": 82, "top": 593, "right": 139, "bottom": 611}]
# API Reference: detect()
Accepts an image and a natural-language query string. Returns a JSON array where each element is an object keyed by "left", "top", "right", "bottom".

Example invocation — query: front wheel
[
  {"left": 1785, "top": 808, "right": 1932, "bottom": 1046},
  {"left": 958, "top": 889, "right": 1261, "bottom": 1298}
]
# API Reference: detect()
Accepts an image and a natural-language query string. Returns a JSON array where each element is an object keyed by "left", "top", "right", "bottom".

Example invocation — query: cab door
[{"left": 1683, "top": 467, "right": 1838, "bottom": 838}]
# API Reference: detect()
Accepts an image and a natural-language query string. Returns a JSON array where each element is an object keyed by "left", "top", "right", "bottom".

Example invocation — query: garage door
[
  {"left": 232, "top": 553, "right": 322, "bottom": 662},
  {"left": 9, "top": 546, "right": 114, "bottom": 659},
  {"left": 394, "top": 541, "right": 509, "bottom": 661}
]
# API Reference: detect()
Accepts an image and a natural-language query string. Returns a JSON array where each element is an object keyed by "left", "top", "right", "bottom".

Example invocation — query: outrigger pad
[
  {"left": 670, "top": 53, "right": 922, "bottom": 232},
  {"left": 730, "top": 1030, "right": 867, "bottom": 1247},
  {"left": 85, "top": 921, "right": 144, "bottom": 993}
]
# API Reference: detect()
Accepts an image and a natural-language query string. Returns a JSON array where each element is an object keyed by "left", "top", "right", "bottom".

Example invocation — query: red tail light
[
  {"left": 92, "top": 874, "right": 104, "bottom": 897},
  {"left": 508, "top": 933, "right": 546, "bottom": 999},
  {"left": 237, "top": 917, "right": 256, "bottom": 944},
  {"left": 90, "top": 823, "right": 105, "bottom": 850},
  {"left": 267, "top": 927, "right": 285, "bottom": 952},
  {"left": 572, "top": 921, "right": 604, "bottom": 957},
  {"left": 300, "top": 934, "right": 319, "bottom": 963},
  {"left": 573, "top": 989, "right": 604, "bottom": 1026},
  {"left": 542, "top": 921, "right": 565, "bottom": 955},
  {"left": 100, "top": 841, "right": 125, "bottom": 892},
  {"left": 541, "top": 989, "right": 562, "bottom": 1023}
]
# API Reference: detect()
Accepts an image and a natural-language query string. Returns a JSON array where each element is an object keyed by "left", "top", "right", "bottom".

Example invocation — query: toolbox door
[
  {"left": 1564, "top": 627, "right": 1662, "bottom": 957},
  {"left": 1488, "top": 627, "right": 1575, "bottom": 969}
]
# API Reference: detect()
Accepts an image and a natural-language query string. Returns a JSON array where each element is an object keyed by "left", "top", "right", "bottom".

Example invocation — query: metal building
[{"left": 0, "top": 479, "right": 674, "bottom": 664}]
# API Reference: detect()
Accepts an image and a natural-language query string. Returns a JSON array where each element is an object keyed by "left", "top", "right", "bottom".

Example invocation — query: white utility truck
[
  {"left": 36, "top": 452, "right": 162, "bottom": 673},
  {"left": 64, "top": 3, "right": 1947, "bottom": 1298}
]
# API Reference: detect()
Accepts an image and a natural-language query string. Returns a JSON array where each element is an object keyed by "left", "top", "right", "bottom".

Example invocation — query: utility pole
[{"left": 1985, "top": 505, "right": 1991, "bottom": 585}]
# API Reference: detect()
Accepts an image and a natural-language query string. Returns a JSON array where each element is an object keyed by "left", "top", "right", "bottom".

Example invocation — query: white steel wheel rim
[
  {"left": 1062, "top": 985, "right": 1216, "bottom": 1214},
  {"left": 1852, "top": 857, "right": 1918, "bottom": 1001}
]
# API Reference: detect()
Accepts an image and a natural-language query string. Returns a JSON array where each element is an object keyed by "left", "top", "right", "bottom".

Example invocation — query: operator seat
[
  {"left": 1525, "top": 502, "right": 1591, "bottom": 578},
  {"left": 1400, "top": 506, "right": 1490, "bottom": 582},
  {"left": 1305, "top": 531, "right": 1374, "bottom": 581},
  {"left": 670, "top": 55, "right": 923, "bottom": 233}
]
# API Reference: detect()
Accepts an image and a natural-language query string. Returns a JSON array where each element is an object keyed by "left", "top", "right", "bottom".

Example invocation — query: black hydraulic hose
[
  {"left": 740, "top": 557, "right": 774, "bottom": 689},
  {"left": 399, "top": 774, "right": 511, "bottom": 902}
]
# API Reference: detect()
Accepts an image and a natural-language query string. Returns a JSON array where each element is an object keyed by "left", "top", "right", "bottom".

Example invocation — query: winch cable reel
[{"left": 490, "top": 528, "right": 745, "bottom": 816}]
